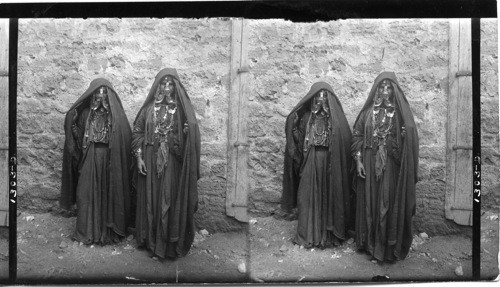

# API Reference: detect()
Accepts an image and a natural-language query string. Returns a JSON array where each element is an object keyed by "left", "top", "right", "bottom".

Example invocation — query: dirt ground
[
  {"left": 249, "top": 208, "right": 499, "bottom": 283},
  {"left": 15, "top": 211, "right": 249, "bottom": 284},
  {"left": 0, "top": 207, "right": 498, "bottom": 283}
]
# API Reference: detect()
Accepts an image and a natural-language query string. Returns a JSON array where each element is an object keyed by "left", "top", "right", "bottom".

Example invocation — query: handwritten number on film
[
  {"left": 9, "top": 157, "right": 16, "bottom": 203},
  {"left": 473, "top": 156, "right": 480, "bottom": 203}
]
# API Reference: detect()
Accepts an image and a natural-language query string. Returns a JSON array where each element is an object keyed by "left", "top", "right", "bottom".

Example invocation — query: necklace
[
  {"left": 93, "top": 111, "right": 107, "bottom": 133},
  {"left": 372, "top": 107, "right": 395, "bottom": 141},
  {"left": 312, "top": 112, "right": 329, "bottom": 146},
  {"left": 153, "top": 102, "right": 176, "bottom": 137},
  {"left": 313, "top": 118, "right": 326, "bottom": 136},
  {"left": 90, "top": 109, "right": 109, "bottom": 142}
]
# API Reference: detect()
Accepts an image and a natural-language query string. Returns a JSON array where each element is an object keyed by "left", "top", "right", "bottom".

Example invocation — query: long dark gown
[
  {"left": 60, "top": 78, "right": 132, "bottom": 246},
  {"left": 132, "top": 102, "right": 185, "bottom": 258},
  {"left": 131, "top": 68, "right": 200, "bottom": 260},
  {"left": 294, "top": 111, "right": 338, "bottom": 248},
  {"left": 351, "top": 105, "right": 403, "bottom": 261},
  {"left": 350, "top": 72, "right": 419, "bottom": 263},
  {"left": 282, "top": 82, "right": 353, "bottom": 250},
  {"left": 73, "top": 108, "right": 121, "bottom": 244},
  {"left": 351, "top": 72, "right": 419, "bottom": 263}
]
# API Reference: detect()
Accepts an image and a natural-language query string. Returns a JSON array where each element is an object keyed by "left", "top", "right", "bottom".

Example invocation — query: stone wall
[
  {"left": 17, "top": 18, "right": 243, "bottom": 232},
  {"left": 480, "top": 19, "right": 500, "bottom": 209},
  {"left": 17, "top": 18, "right": 498, "bottom": 235},
  {"left": 245, "top": 19, "right": 498, "bottom": 235}
]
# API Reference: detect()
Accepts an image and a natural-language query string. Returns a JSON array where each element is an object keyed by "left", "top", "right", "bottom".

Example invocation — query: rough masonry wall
[
  {"left": 17, "top": 18, "right": 498, "bottom": 236},
  {"left": 17, "top": 18, "right": 243, "bottom": 232},
  {"left": 245, "top": 19, "right": 461, "bottom": 235},
  {"left": 481, "top": 19, "right": 500, "bottom": 209}
]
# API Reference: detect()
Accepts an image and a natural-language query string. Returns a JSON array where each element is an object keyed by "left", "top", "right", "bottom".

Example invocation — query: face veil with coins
[
  {"left": 131, "top": 68, "right": 201, "bottom": 259},
  {"left": 60, "top": 78, "right": 132, "bottom": 245},
  {"left": 282, "top": 82, "right": 353, "bottom": 249},
  {"left": 85, "top": 86, "right": 111, "bottom": 146},
  {"left": 351, "top": 72, "right": 419, "bottom": 263}
]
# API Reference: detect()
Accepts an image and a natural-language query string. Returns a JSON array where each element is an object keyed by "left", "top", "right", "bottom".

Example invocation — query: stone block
[
  {"left": 481, "top": 103, "right": 499, "bottom": 134},
  {"left": 18, "top": 148, "right": 40, "bottom": 167},
  {"left": 482, "top": 147, "right": 500, "bottom": 166},
  {"left": 250, "top": 187, "right": 281, "bottom": 203},
  {"left": 62, "top": 73, "right": 86, "bottom": 92},
  {"left": 189, "top": 96, "right": 207, "bottom": 118},
  {"left": 419, "top": 145, "right": 446, "bottom": 161},
  {"left": 251, "top": 137, "right": 281, "bottom": 153},
  {"left": 248, "top": 122, "right": 267, "bottom": 138},
  {"left": 18, "top": 134, "right": 33, "bottom": 148},
  {"left": 31, "top": 134, "right": 60, "bottom": 150},
  {"left": 481, "top": 134, "right": 499, "bottom": 148},
  {"left": 194, "top": 194, "right": 245, "bottom": 232},
  {"left": 209, "top": 161, "right": 227, "bottom": 177},
  {"left": 197, "top": 177, "right": 226, "bottom": 197},
  {"left": 200, "top": 141, "right": 226, "bottom": 156},
  {"left": 18, "top": 116, "right": 44, "bottom": 134},
  {"left": 18, "top": 97, "right": 47, "bottom": 114},
  {"left": 249, "top": 201, "right": 277, "bottom": 215},
  {"left": 429, "top": 164, "right": 445, "bottom": 180}
]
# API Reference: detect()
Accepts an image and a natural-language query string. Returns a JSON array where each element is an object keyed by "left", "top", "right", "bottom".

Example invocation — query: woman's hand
[
  {"left": 137, "top": 157, "right": 147, "bottom": 175},
  {"left": 356, "top": 160, "right": 366, "bottom": 179}
]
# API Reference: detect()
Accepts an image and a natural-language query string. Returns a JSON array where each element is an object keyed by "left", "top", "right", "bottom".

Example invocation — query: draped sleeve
[
  {"left": 386, "top": 109, "right": 403, "bottom": 165},
  {"left": 67, "top": 107, "right": 89, "bottom": 163},
  {"left": 132, "top": 107, "right": 147, "bottom": 155},
  {"left": 294, "top": 111, "right": 308, "bottom": 160},
  {"left": 167, "top": 108, "right": 184, "bottom": 161},
  {"left": 351, "top": 109, "right": 367, "bottom": 157}
]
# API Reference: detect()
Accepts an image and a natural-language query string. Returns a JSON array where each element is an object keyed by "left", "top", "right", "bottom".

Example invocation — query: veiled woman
[
  {"left": 282, "top": 82, "right": 353, "bottom": 248},
  {"left": 60, "top": 78, "right": 132, "bottom": 245},
  {"left": 351, "top": 72, "right": 419, "bottom": 262},
  {"left": 132, "top": 68, "right": 200, "bottom": 259}
]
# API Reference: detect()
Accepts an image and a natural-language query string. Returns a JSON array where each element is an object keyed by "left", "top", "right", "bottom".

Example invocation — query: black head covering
[
  {"left": 134, "top": 68, "right": 200, "bottom": 178},
  {"left": 282, "top": 82, "right": 353, "bottom": 237},
  {"left": 60, "top": 78, "right": 132, "bottom": 233},
  {"left": 132, "top": 68, "right": 201, "bottom": 255},
  {"left": 353, "top": 71, "right": 419, "bottom": 259}
]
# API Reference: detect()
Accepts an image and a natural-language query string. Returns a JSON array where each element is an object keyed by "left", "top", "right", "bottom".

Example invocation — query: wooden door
[
  {"left": 445, "top": 19, "right": 473, "bottom": 226},
  {"left": 226, "top": 19, "right": 249, "bottom": 222},
  {"left": 0, "top": 20, "right": 9, "bottom": 226}
]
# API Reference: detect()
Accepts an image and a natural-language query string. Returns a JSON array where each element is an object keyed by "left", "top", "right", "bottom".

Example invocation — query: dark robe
[
  {"left": 132, "top": 68, "right": 201, "bottom": 259},
  {"left": 351, "top": 71, "right": 419, "bottom": 262},
  {"left": 60, "top": 78, "right": 132, "bottom": 244},
  {"left": 282, "top": 82, "right": 353, "bottom": 248}
]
